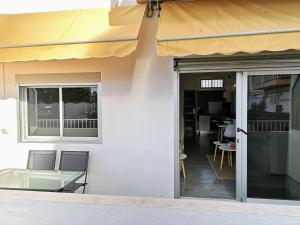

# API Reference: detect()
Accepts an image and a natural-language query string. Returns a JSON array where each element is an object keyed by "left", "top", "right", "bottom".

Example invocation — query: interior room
[{"left": 179, "top": 72, "right": 236, "bottom": 199}]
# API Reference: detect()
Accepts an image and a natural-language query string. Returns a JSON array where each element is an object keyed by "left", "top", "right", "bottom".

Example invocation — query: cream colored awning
[
  {"left": 0, "top": 4, "right": 145, "bottom": 62},
  {"left": 156, "top": 0, "right": 300, "bottom": 56}
]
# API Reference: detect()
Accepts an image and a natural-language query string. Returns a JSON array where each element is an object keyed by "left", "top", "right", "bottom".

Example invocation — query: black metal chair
[
  {"left": 27, "top": 150, "right": 57, "bottom": 170},
  {"left": 59, "top": 151, "right": 89, "bottom": 193}
]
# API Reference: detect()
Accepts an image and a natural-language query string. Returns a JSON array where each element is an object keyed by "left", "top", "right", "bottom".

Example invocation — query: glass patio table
[{"left": 0, "top": 169, "right": 84, "bottom": 192}]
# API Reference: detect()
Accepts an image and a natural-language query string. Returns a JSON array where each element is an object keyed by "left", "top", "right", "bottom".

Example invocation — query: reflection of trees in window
[
  {"left": 36, "top": 88, "right": 59, "bottom": 104},
  {"left": 250, "top": 99, "right": 266, "bottom": 112},
  {"left": 63, "top": 88, "right": 94, "bottom": 103},
  {"left": 34, "top": 88, "right": 59, "bottom": 119},
  {"left": 91, "top": 90, "right": 98, "bottom": 113},
  {"left": 63, "top": 88, "right": 97, "bottom": 120}
]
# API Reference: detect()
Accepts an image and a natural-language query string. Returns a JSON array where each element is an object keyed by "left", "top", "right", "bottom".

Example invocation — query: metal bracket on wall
[
  {"left": 173, "top": 60, "right": 178, "bottom": 71},
  {"left": 146, "top": 0, "right": 161, "bottom": 17}
]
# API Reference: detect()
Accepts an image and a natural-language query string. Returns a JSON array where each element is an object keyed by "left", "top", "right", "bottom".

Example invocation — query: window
[
  {"left": 200, "top": 79, "right": 224, "bottom": 89},
  {"left": 19, "top": 85, "right": 100, "bottom": 142}
]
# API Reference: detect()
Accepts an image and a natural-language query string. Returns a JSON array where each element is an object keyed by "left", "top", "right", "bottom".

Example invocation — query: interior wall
[
  {"left": 0, "top": 16, "right": 176, "bottom": 198},
  {"left": 197, "top": 91, "right": 224, "bottom": 113}
]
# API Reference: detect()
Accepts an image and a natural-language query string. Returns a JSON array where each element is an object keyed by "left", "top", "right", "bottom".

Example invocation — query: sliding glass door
[{"left": 241, "top": 70, "right": 300, "bottom": 202}]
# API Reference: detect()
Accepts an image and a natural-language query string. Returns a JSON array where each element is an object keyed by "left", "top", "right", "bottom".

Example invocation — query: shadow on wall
[{"left": 129, "top": 14, "right": 173, "bottom": 101}]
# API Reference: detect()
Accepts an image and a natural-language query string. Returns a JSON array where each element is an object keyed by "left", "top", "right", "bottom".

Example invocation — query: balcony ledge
[{"left": 0, "top": 190, "right": 299, "bottom": 217}]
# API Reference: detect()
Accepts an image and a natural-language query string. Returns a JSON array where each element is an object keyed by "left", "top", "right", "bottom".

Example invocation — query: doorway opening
[{"left": 179, "top": 72, "right": 237, "bottom": 199}]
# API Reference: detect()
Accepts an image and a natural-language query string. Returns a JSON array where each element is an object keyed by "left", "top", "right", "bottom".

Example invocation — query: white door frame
[
  {"left": 174, "top": 69, "right": 181, "bottom": 198},
  {"left": 236, "top": 72, "right": 244, "bottom": 201},
  {"left": 176, "top": 70, "right": 243, "bottom": 201},
  {"left": 241, "top": 69, "right": 300, "bottom": 205},
  {"left": 175, "top": 57, "right": 300, "bottom": 203}
]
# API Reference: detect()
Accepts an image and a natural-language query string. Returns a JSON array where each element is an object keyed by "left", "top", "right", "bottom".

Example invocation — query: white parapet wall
[{"left": 0, "top": 191, "right": 300, "bottom": 225}]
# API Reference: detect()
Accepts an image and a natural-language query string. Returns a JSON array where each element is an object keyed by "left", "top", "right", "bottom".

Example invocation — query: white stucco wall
[{"left": 0, "top": 16, "right": 176, "bottom": 198}]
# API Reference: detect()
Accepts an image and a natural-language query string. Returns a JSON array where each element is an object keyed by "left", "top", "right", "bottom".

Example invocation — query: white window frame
[{"left": 18, "top": 83, "right": 102, "bottom": 143}]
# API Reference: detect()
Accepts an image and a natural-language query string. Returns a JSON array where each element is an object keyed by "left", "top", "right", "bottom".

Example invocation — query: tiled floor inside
[{"left": 180, "top": 134, "right": 236, "bottom": 199}]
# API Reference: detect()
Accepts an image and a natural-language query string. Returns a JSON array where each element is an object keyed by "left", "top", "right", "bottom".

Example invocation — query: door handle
[{"left": 237, "top": 128, "right": 248, "bottom": 135}]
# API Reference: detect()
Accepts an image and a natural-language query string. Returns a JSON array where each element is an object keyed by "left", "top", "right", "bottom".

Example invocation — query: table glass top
[{"left": 0, "top": 169, "right": 84, "bottom": 191}]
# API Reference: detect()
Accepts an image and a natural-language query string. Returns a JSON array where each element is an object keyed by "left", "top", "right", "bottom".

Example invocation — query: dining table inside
[{"left": 0, "top": 169, "right": 84, "bottom": 192}]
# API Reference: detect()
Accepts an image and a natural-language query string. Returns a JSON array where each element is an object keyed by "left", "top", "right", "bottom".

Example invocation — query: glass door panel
[{"left": 247, "top": 73, "right": 300, "bottom": 200}]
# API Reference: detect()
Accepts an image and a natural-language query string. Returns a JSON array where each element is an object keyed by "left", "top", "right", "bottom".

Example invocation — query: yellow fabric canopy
[
  {"left": 156, "top": 0, "right": 300, "bottom": 57},
  {"left": 0, "top": 4, "right": 146, "bottom": 62}
]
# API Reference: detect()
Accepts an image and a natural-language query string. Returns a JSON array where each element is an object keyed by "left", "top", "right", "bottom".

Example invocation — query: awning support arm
[
  {"left": 0, "top": 36, "right": 137, "bottom": 48},
  {"left": 157, "top": 28, "right": 300, "bottom": 42}
]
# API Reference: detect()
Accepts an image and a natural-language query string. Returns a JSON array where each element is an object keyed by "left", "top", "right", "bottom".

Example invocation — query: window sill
[{"left": 19, "top": 139, "right": 102, "bottom": 144}]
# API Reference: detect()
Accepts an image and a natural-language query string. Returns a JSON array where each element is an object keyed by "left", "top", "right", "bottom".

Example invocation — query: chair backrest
[
  {"left": 179, "top": 140, "right": 184, "bottom": 154},
  {"left": 27, "top": 150, "right": 57, "bottom": 170},
  {"left": 224, "top": 124, "right": 236, "bottom": 138},
  {"left": 59, "top": 151, "right": 89, "bottom": 172}
]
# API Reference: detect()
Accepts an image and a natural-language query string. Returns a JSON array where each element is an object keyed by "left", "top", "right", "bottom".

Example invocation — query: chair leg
[
  {"left": 227, "top": 151, "right": 230, "bottom": 165},
  {"left": 220, "top": 128, "right": 224, "bottom": 142},
  {"left": 213, "top": 144, "right": 218, "bottom": 162},
  {"left": 72, "top": 183, "right": 75, "bottom": 193},
  {"left": 180, "top": 160, "right": 182, "bottom": 173},
  {"left": 82, "top": 173, "right": 88, "bottom": 194},
  {"left": 180, "top": 160, "right": 186, "bottom": 179},
  {"left": 220, "top": 150, "right": 224, "bottom": 170}
]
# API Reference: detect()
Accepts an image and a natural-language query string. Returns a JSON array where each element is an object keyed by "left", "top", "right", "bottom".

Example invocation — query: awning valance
[
  {"left": 0, "top": 4, "right": 145, "bottom": 62},
  {"left": 156, "top": 0, "right": 300, "bottom": 57}
]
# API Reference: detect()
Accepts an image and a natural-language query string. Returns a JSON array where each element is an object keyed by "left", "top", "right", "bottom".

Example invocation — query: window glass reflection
[
  {"left": 247, "top": 74, "right": 300, "bottom": 200},
  {"left": 27, "top": 88, "right": 60, "bottom": 136},
  {"left": 62, "top": 87, "right": 98, "bottom": 137}
]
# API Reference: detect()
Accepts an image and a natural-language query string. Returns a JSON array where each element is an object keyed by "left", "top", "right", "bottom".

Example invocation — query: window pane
[
  {"left": 62, "top": 87, "right": 98, "bottom": 137},
  {"left": 27, "top": 88, "right": 60, "bottom": 136},
  {"left": 247, "top": 74, "right": 300, "bottom": 201}
]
